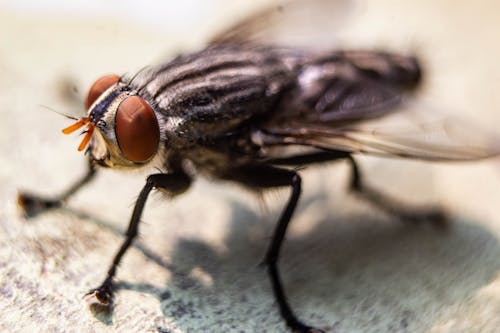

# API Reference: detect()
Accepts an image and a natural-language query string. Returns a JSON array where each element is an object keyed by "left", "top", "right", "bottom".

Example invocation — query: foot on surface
[
  {"left": 396, "top": 207, "right": 448, "bottom": 228},
  {"left": 85, "top": 286, "right": 114, "bottom": 320},
  {"left": 17, "top": 192, "right": 62, "bottom": 218},
  {"left": 288, "top": 319, "right": 327, "bottom": 333},
  {"left": 292, "top": 324, "right": 326, "bottom": 333},
  {"left": 85, "top": 284, "right": 114, "bottom": 307}
]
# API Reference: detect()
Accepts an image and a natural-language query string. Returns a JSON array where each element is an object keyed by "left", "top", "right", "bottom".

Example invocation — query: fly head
[{"left": 62, "top": 74, "right": 161, "bottom": 169}]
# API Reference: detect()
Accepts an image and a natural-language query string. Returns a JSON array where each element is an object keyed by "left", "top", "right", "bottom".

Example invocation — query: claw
[
  {"left": 85, "top": 287, "right": 114, "bottom": 319},
  {"left": 85, "top": 286, "right": 114, "bottom": 307}
]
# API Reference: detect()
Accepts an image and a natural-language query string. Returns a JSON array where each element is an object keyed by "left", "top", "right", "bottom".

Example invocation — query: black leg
[
  {"left": 220, "top": 165, "right": 325, "bottom": 333},
  {"left": 348, "top": 156, "right": 446, "bottom": 224},
  {"left": 265, "top": 173, "right": 322, "bottom": 333},
  {"left": 18, "top": 158, "right": 97, "bottom": 217},
  {"left": 87, "top": 171, "right": 191, "bottom": 306}
]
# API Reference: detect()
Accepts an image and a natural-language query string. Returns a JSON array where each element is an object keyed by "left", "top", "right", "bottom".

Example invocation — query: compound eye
[
  {"left": 115, "top": 96, "right": 160, "bottom": 163},
  {"left": 85, "top": 74, "right": 120, "bottom": 109}
]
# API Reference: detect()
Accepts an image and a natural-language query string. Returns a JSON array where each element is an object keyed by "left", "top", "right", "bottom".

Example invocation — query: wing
[
  {"left": 209, "top": 0, "right": 355, "bottom": 48},
  {"left": 255, "top": 99, "right": 500, "bottom": 162},
  {"left": 248, "top": 47, "right": 500, "bottom": 162},
  {"left": 208, "top": 1, "right": 499, "bottom": 162}
]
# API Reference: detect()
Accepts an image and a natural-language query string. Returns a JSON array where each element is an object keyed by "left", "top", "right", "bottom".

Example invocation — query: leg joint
[
  {"left": 348, "top": 156, "right": 361, "bottom": 191},
  {"left": 146, "top": 172, "right": 192, "bottom": 195},
  {"left": 291, "top": 173, "right": 302, "bottom": 188}
]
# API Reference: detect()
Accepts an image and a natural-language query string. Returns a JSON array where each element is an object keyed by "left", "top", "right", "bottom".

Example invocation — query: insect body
[
  {"left": 67, "top": 46, "right": 422, "bottom": 171},
  {"left": 18, "top": 4, "right": 499, "bottom": 333}
]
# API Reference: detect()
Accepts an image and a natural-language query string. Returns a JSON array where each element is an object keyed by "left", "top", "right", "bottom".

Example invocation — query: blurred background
[{"left": 1, "top": 1, "right": 499, "bottom": 332}]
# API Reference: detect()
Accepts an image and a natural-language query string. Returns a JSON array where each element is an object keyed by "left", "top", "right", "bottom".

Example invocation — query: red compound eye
[
  {"left": 85, "top": 74, "right": 120, "bottom": 109},
  {"left": 115, "top": 96, "right": 160, "bottom": 163}
]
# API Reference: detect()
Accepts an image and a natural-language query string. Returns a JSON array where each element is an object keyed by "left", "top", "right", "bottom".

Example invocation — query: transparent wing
[
  {"left": 258, "top": 100, "right": 500, "bottom": 161},
  {"left": 209, "top": 0, "right": 355, "bottom": 48}
]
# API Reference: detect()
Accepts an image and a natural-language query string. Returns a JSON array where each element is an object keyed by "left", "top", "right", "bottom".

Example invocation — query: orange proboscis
[{"left": 62, "top": 117, "right": 95, "bottom": 152}]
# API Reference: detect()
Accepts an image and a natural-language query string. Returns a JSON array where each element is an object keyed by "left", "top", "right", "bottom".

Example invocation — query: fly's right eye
[{"left": 85, "top": 74, "right": 120, "bottom": 109}]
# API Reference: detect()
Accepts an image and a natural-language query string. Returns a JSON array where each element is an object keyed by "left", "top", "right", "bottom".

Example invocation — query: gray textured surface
[{"left": 1, "top": 1, "right": 500, "bottom": 332}]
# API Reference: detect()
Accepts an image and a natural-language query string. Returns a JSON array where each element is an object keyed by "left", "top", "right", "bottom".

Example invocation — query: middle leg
[{"left": 221, "top": 164, "right": 328, "bottom": 333}]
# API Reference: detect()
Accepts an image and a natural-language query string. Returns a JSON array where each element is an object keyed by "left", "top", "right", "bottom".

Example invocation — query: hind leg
[{"left": 348, "top": 156, "right": 447, "bottom": 225}]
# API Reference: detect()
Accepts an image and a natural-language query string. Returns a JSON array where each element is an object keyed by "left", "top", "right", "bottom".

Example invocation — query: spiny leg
[
  {"left": 18, "top": 158, "right": 97, "bottom": 217},
  {"left": 221, "top": 165, "right": 324, "bottom": 333},
  {"left": 348, "top": 156, "right": 446, "bottom": 225},
  {"left": 87, "top": 171, "right": 191, "bottom": 306}
]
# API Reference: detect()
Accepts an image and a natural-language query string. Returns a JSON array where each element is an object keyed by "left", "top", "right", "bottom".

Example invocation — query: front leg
[
  {"left": 87, "top": 171, "right": 191, "bottom": 306},
  {"left": 18, "top": 158, "right": 97, "bottom": 217}
]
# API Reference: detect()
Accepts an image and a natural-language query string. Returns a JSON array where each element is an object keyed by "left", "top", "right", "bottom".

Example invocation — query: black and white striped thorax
[{"left": 127, "top": 45, "right": 301, "bottom": 143}]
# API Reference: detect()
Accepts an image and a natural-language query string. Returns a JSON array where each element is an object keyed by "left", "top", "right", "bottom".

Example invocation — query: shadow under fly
[{"left": 17, "top": 1, "right": 500, "bottom": 332}]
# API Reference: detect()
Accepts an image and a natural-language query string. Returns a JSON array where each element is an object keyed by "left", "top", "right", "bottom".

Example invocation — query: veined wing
[
  {"left": 209, "top": 0, "right": 355, "bottom": 48},
  {"left": 256, "top": 100, "right": 500, "bottom": 162}
]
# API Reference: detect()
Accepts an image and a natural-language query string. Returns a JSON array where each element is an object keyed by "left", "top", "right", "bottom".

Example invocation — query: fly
[{"left": 17, "top": 1, "right": 500, "bottom": 332}]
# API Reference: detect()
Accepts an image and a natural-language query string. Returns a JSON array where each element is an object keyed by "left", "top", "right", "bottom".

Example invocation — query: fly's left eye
[
  {"left": 85, "top": 74, "right": 120, "bottom": 109},
  {"left": 115, "top": 96, "right": 160, "bottom": 163}
]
